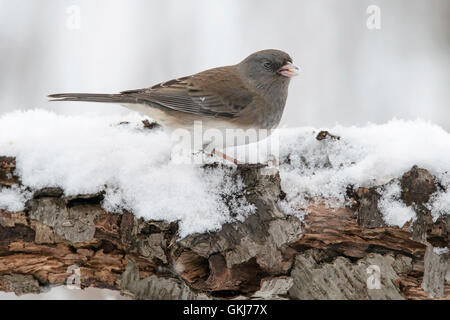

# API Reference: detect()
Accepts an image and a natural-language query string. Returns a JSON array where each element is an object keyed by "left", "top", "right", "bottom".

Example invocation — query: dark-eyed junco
[{"left": 49, "top": 49, "right": 299, "bottom": 162}]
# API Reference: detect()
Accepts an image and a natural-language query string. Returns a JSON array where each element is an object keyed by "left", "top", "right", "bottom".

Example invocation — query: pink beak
[{"left": 278, "top": 62, "right": 300, "bottom": 78}]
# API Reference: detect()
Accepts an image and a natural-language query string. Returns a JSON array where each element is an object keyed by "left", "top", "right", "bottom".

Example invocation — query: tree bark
[{"left": 0, "top": 157, "right": 448, "bottom": 299}]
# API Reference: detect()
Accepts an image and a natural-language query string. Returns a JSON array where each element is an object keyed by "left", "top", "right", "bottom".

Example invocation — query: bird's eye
[{"left": 263, "top": 61, "right": 272, "bottom": 69}]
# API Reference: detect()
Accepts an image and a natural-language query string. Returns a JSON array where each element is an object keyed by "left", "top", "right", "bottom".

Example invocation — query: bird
[{"left": 49, "top": 49, "right": 299, "bottom": 164}]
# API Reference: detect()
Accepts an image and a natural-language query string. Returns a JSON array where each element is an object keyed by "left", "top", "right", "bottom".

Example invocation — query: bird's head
[{"left": 237, "top": 49, "right": 300, "bottom": 88}]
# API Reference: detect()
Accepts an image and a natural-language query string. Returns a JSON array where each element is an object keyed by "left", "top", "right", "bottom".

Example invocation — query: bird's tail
[{"left": 48, "top": 93, "right": 139, "bottom": 104}]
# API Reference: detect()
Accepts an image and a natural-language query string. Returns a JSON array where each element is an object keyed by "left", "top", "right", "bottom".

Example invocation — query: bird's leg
[{"left": 212, "top": 149, "right": 242, "bottom": 165}]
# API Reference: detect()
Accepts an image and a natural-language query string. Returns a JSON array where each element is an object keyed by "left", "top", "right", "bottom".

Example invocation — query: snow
[
  {"left": 0, "top": 110, "right": 255, "bottom": 237},
  {"left": 427, "top": 172, "right": 450, "bottom": 221},
  {"left": 433, "top": 247, "right": 449, "bottom": 255},
  {"left": 377, "top": 181, "right": 417, "bottom": 227},
  {"left": 0, "top": 185, "right": 31, "bottom": 212},
  {"left": 0, "top": 287, "right": 128, "bottom": 300},
  {"left": 0, "top": 110, "right": 449, "bottom": 235}
]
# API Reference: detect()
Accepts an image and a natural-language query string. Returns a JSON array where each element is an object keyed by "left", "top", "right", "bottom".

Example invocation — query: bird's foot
[{"left": 211, "top": 149, "right": 243, "bottom": 165}]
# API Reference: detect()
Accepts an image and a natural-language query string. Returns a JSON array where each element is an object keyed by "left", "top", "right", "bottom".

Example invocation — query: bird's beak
[{"left": 278, "top": 62, "right": 300, "bottom": 78}]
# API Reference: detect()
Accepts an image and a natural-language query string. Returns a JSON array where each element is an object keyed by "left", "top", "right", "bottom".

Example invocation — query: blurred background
[{"left": 0, "top": 0, "right": 449, "bottom": 130}]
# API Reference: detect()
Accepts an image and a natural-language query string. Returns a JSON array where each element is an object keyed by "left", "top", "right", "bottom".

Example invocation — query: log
[{"left": 0, "top": 156, "right": 448, "bottom": 299}]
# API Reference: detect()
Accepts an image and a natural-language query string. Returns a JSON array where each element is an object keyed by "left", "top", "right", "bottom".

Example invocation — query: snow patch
[{"left": 433, "top": 247, "right": 449, "bottom": 255}]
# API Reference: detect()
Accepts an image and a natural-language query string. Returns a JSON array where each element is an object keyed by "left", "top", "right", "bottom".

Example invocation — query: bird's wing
[{"left": 120, "top": 67, "right": 254, "bottom": 118}]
